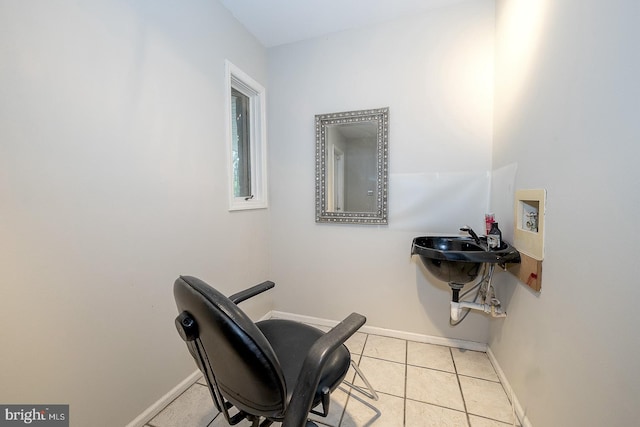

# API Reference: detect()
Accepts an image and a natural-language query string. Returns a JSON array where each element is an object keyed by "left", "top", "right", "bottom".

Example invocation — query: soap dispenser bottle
[{"left": 488, "top": 222, "right": 502, "bottom": 249}]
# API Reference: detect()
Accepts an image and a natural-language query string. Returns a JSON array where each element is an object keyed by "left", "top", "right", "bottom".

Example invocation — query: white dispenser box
[{"left": 514, "top": 189, "right": 546, "bottom": 260}]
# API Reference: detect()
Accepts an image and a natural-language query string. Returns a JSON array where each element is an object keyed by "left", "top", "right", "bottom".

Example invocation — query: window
[
  {"left": 225, "top": 60, "right": 267, "bottom": 210},
  {"left": 231, "top": 88, "right": 251, "bottom": 198}
]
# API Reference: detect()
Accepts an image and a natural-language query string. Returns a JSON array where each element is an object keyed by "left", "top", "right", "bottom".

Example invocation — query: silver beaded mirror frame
[{"left": 315, "top": 107, "right": 389, "bottom": 224}]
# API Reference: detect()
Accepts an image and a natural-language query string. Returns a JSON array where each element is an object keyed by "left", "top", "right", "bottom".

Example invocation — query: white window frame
[{"left": 225, "top": 60, "right": 268, "bottom": 210}]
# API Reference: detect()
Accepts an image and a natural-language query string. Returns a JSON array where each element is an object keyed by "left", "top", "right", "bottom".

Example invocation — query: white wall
[
  {"left": 268, "top": 0, "right": 496, "bottom": 341},
  {"left": 0, "top": 1, "right": 270, "bottom": 425},
  {"left": 490, "top": 1, "right": 640, "bottom": 426}
]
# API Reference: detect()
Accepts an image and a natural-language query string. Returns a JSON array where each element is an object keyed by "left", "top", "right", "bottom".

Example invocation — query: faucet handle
[{"left": 459, "top": 226, "right": 481, "bottom": 245}]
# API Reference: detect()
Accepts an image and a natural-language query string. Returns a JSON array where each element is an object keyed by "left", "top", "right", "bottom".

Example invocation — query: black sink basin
[{"left": 411, "top": 236, "right": 520, "bottom": 284}]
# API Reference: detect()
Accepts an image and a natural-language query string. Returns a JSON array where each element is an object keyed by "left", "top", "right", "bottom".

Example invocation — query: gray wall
[
  {"left": 267, "top": 1, "right": 495, "bottom": 341},
  {"left": 0, "top": 1, "right": 270, "bottom": 426},
  {"left": 490, "top": 1, "right": 640, "bottom": 426}
]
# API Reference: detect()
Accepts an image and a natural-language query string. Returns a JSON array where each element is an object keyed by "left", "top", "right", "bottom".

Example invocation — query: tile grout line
[
  {"left": 404, "top": 396, "right": 468, "bottom": 415},
  {"left": 339, "top": 332, "right": 369, "bottom": 427},
  {"left": 358, "top": 354, "right": 407, "bottom": 366},
  {"left": 405, "top": 361, "right": 457, "bottom": 375},
  {"left": 403, "top": 339, "right": 408, "bottom": 426},
  {"left": 450, "top": 347, "right": 472, "bottom": 427},
  {"left": 209, "top": 411, "right": 226, "bottom": 427}
]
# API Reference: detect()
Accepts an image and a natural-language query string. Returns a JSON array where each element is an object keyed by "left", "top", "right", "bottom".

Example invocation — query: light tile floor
[{"left": 146, "top": 328, "right": 519, "bottom": 427}]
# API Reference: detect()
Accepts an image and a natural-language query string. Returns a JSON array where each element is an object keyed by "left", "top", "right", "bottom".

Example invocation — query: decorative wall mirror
[{"left": 315, "top": 107, "right": 389, "bottom": 224}]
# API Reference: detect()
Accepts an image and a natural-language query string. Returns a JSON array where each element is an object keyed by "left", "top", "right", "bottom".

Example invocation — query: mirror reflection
[{"left": 315, "top": 108, "right": 389, "bottom": 224}]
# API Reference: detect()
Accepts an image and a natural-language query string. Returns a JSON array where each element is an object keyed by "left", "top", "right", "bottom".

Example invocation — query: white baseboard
[
  {"left": 125, "top": 369, "right": 201, "bottom": 427},
  {"left": 257, "top": 310, "right": 273, "bottom": 321},
  {"left": 487, "top": 347, "right": 532, "bottom": 427},
  {"left": 269, "top": 310, "right": 488, "bottom": 352}
]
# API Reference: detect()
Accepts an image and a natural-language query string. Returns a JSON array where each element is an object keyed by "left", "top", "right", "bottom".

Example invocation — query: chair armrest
[
  {"left": 228, "top": 280, "right": 275, "bottom": 304},
  {"left": 282, "top": 312, "right": 366, "bottom": 427}
]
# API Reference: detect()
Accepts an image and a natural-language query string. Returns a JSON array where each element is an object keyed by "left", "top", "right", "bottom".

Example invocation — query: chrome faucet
[{"left": 460, "top": 226, "right": 482, "bottom": 246}]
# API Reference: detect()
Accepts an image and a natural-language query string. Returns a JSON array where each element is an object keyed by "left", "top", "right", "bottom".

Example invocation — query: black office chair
[{"left": 173, "top": 275, "right": 371, "bottom": 427}]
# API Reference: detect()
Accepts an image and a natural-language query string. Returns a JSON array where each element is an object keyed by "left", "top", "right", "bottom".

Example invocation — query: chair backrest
[{"left": 174, "top": 276, "right": 286, "bottom": 418}]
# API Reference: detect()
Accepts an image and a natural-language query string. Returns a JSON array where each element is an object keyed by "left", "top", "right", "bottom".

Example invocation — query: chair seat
[
  {"left": 174, "top": 276, "right": 366, "bottom": 426},
  {"left": 257, "top": 319, "right": 351, "bottom": 406}
]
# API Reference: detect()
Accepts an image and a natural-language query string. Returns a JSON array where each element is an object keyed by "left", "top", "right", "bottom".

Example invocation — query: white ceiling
[{"left": 219, "top": 0, "right": 467, "bottom": 48}]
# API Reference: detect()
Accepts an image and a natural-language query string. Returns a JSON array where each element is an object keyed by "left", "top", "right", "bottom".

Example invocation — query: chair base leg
[{"left": 342, "top": 360, "right": 379, "bottom": 401}]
